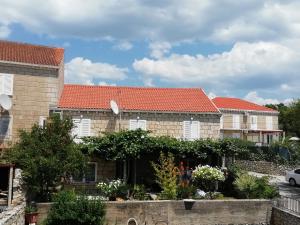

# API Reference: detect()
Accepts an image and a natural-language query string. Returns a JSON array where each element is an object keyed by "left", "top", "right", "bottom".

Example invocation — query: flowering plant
[
  {"left": 97, "top": 179, "right": 127, "bottom": 200},
  {"left": 192, "top": 165, "right": 225, "bottom": 198},
  {"left": 193, "top": 165, "right": 225, "bottom": 182}
]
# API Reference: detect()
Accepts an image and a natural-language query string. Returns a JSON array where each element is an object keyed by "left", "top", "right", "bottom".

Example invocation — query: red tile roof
[
  {"left": 59, "top": 85, "right": 219, "bottom": 113},
  {"left": 0, "top": 40, "right": 64, "bottom": 66},
  {"left": 212, "top": 97, "right": 276, "bottom": 112}
]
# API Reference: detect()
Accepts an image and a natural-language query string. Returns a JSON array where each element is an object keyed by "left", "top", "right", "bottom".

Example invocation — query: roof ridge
[
  {"left": 0, "top": 39, "right": 64, "bottom": 50},
  {"left": 63, "top": 84, "right": 203, "bottom": 90}
]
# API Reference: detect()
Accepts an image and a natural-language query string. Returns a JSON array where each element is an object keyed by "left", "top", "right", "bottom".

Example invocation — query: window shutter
[
  {"left": 232, "top": 114, "right": 240, "bottom": 129},
  {"left": 0, "top": 116, "right": 11, "bottom": 139},
  {"left": 72, "top": 119, "right": 81, "bottom": 137},
  {"left": 220, "top": 115, "right": 223, "bottom": 129},
  {"left": 266, "top": 116, "right": 273, "bottom": 130},
  {"left": 39, "top": 116, "right": 47, "bottom": 128},
  {"left": 3, "top": 74, "right": 13, "bottom": 95},
  {"left": 183, "top": 121, "right": 191, "bottom": 140},
  {"left": 129, "top": 120, "right": 138, "bottom": 130},
  {"left": 137, "top": 120, "right": 147, "bottom": 130},
  {"left": 250, "top": 116, "right": 257, "bottom": 130},
  {"left": 80, "top": 119, "right": 91, "bottom": 137},
  {"left": 191, "top": 121, "right": 200, "bottom": 140}
]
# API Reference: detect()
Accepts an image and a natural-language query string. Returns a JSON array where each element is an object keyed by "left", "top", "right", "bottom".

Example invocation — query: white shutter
[
  {"left": 72, "top": 119, "right": 81, "bottom": 137},
  {"left": 220, "top": 115, "right": 223, "bottom": 129},
  {"left": 39, "top": 116, "right": 47, "bottom": 128},
  {"left": 3, "top": 74, "right": 13, "bottom": 95},
  {"left": 250, "top": 116, "right": 257, "bottom": 130},
  {"left": 232, "top": 114, "right": 240, "bottom": 129},
  {"left": 0, "top": 75, "right": 3, "bottom": 94},
  {"left": 80, "top": 119, "right": 91, "bottom": 137},
  {"left": 266, "top": 116, "right": 273, "bottom": 130},
  {"left": 191, "top": 121, "right": 200, "bottom": 140},
  {"left": 183, "top": 121, "right": 191, "bottom": 140},
  {"left": 129, "top": 120, "right": 138, "bottom": 130},
  {"left": 137, "top": 120, "right": 147, "bottom": 130}
]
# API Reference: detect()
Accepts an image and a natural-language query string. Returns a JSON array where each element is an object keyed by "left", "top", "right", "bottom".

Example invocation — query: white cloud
[
  {"left": 112, "top": 41, "right": 133, "bottom": 51},
  {"left": 65, "top": 57, "right": 128, "bottom": 84},
  {"left": 0, "top": 25, "right": 10, "bottom": 38},
  {"left": 149, "top": 42, "right": 171, "bottom": 59},
  {"left": 133, "top": 41, "right": 299, "bottom": 84},
  {"left": 98, "top": 81, "right": 117, "bottom": 86},
  {"left": 244, "top": 91, "right": 293, "bottom": 105},
  {"left": 2, "top": 0, "right": 300, "bottom": 45},
  {"left": 208, "top": 92, "right": 217, "bottom": 99}
]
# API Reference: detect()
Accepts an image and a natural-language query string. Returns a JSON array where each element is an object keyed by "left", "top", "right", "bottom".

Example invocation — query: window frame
[
  {"left": 0, "top": 115, "right": 12, "bottom": 140},
  {"left": 250, "top": 115, "right": 258, "bottom": 130},
  {"left": 183, "top": 120, "right": 200, "bottom": 140},
  {"left": 232, "top": 114, "right": 240, "bottom": 129},
  {"left": 266, "top": 116, "right": 273, "bottom": 130},
  {"left": 72, "top": 162, "right": 98, "bottom": 183},
  {"left": 129, "top": 119, "right": 147, "bottom": 131}
]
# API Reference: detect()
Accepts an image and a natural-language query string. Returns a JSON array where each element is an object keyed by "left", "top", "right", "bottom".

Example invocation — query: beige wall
[
  {"left": 222, "top": 111, "right": 279, "bottom": 131},
  {"left": 0, "top": 62, "right": 64, "bottom": 148},
  {"left": 62, "top": 111, "right": 221, "bottom": 139}
]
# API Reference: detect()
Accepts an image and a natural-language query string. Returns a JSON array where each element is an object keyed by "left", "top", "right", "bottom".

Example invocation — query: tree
[{"left": 7, "top": 114, "right": 86, "bottom": 202}]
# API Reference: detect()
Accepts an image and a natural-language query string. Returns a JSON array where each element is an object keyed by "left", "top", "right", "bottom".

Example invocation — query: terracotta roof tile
[
  {"left": 212, "top": 97, "right": 276, "bottom": 112},
  {"left": 0, "top": 40, "right": 64, "bottom": 66},
  {"left": 59, "top": 85, "right": 219, "bottom": 113}
]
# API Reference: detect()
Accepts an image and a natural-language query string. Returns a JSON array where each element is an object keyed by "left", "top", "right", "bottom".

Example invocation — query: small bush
[
  {"left": 151, "top": 152, "right": 179, "bottom": 200},
  {"left": 177, "top": 185, "right": 197, "bottom": 199},
  {"left": 130, "top": 185, "right": 150, "bottom": 200},
  {"left": 46, "top": 190, "right": 105, "bottom": 225},
  {"left": 234, "top": 173, "right": 279, "bottom": 199}
]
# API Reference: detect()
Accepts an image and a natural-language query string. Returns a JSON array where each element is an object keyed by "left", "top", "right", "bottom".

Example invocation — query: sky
[{"left": 0, "top": 0, "right": 299, "bottom": 105}]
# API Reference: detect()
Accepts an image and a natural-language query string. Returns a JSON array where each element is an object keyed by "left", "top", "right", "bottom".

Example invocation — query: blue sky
[{"left": 1, "top": 0, "right": 299, "bottom": 104}]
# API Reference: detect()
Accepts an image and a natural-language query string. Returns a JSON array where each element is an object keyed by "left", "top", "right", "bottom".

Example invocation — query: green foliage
[
  {"left": 46, "top": 190, "right": 105, "bottom": 225},
  {"left": 192, "top": 165, "right": 225, "bottom": 197},
  {"left": 97, "top": 179, "right": 127, "bottom": 199},
  {"left": 7, "top": 114, "right": 86, "bottom": 202},
  {"left": 151, "top": 152, "right": 179, "bottom": 200},
  {"left": 234, "top": 173, "right": 279, "bottom": 199},
  {"left": 130, "top": 185, "right": 150, "bottom": 200},
  {"left": 177, "top": 185, "right": 197, "bottom": 199}
]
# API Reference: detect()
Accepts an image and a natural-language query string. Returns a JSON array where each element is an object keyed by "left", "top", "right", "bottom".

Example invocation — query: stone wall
[
  {"left": 36, "top": 200, "right": 272, "bottom": 225},
  {"left": 270, "top": 207, "right": 300, "bottom": 225},
  {"left": 0, "top": 62, "right": 63, "bottom": 148},
  {"left": 235, "top": 160, "right": 293, "bottom": 175},
  {"left": 63, "top": 111, "right": 220, "bottom": 139},
  {"left": 0, "top": 202, "right": 25, "bottom": 225}
]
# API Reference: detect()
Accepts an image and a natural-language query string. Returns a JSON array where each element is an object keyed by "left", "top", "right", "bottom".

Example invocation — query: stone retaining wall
[
  {"left": 270, "top": 207, "right": 300, "bottom": 225},
  {"left": 0, "top": 203, "right": 25, "bottom": 225},
  {"left": 37, "top": 199, "right": 272, "bottom": 225},
  {"left": 235, "top": 160, "right": 294, "bottom": 175}
]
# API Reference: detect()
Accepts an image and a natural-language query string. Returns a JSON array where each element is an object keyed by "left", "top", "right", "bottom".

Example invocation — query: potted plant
[
  {"left": 25, "top": 205, "right": 38, "bottom": 224},
  {"left": 97, "top": 179, "right": 127, "bottom": 201}
]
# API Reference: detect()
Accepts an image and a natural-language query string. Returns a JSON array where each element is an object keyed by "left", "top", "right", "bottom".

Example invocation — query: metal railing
[{"left": 275, "top": 196, "right": 300, "bottom": 215}]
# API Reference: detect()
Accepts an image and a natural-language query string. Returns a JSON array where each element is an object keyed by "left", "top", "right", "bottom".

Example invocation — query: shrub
[
  {"left": 46, "top": 190, "right": 105, "bottom": 225},
  {"left": 177, "top": 185, "right": 197, "bottom": 199},
  {"left": 192, "top": 165, "right": 225, "bottom": 196},
  {"left": 151, "top": 152, "right": 179, "bottom": 200},
  {"left": 130, "top": 185, "right": 150, "bottom": 200},
  {"left": 97, "top": 179, "right": 127, "bottom": 200},
  {"left": 234, "top": 173, "right": 279, "bottom": 199}
]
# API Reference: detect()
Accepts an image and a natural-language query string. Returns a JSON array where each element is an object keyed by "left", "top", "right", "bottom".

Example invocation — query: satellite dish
[
  {"left": 0, "top": 94, "right": 12, "bottom": 110},
  {"left": 110, "top": 100, "right": 119, "bottom": 115}
]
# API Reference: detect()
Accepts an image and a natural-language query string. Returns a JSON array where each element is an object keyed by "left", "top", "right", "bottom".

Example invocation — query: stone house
[
  {"left": 0, "top": 40, "right": 64, "bottom": 152},
  {"left": 212, "top": 97, "right": 282, "bottom": 145},
  {"left": 54, "top": 85, "right": 221, "bottom": 183}
]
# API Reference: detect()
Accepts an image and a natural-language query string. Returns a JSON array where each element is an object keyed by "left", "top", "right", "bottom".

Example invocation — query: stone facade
[
  {"left": 0, "top": 61, "right": 64, "bottom": 149},
  {"left": 220, "top": 109, "right": 281, "bottom": 144},
  {"left": 234, "top": 160, "right": 294, "bottom": 176},
  {"left": 0, "top": 202, "right": 25, "bottom": 225},
  {"left": 62, "top": 111, "right": 221, "bottom": 139},
  {"left": 36, "top": 200, "right": 272, "bottom": 225},
  {"left": 271, "top": 207, "right": 300, "bottom": 225}
]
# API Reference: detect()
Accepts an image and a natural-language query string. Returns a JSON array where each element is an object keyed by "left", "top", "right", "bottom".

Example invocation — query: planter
[
  {"left": 183, "top": 199, "right": 195, "bottom": 210},
  {"left": 25, "top": 212, "right": 38, "bottom": 224}
]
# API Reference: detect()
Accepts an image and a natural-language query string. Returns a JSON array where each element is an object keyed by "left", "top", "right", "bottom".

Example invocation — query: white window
[
  {"left": 0, "top": 73, "right": 14, "bottom": 96},
  {"left": 183, "top": 120, "right": 200, "bottom": 140},
  {"left": 220, "top": 115, "right": 223, "bottom": 129},
  {"left": 0, "top": 115, "right": 12, "bottom": 139},
  {"left": 72, "top": 118, "right": 91, "bottom": 141},
  {"left": 266, "top": 116, "right": 273, "bottom": 130},
  {"left": 250, "top": 116, "right": 257, "bottom": 130},
  {"left": 129, "top": 119, "right": 147, "bottom": 130},
  {"left": 39, "top": 116, "right": 47, "bottom": 128},
  {"left": 232, "top": 114, "right": 240, "bottom": 129},
  {"left": 72, "top": 162, "right": 97, "bottom": 183}
]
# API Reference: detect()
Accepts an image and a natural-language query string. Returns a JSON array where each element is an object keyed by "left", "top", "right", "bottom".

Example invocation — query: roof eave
[
  {"left": 0, "top": 60, "right": 61, "bottom": 69},
  {"left": 218, "top": 108, "right": 279, "bottom": 114}
]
